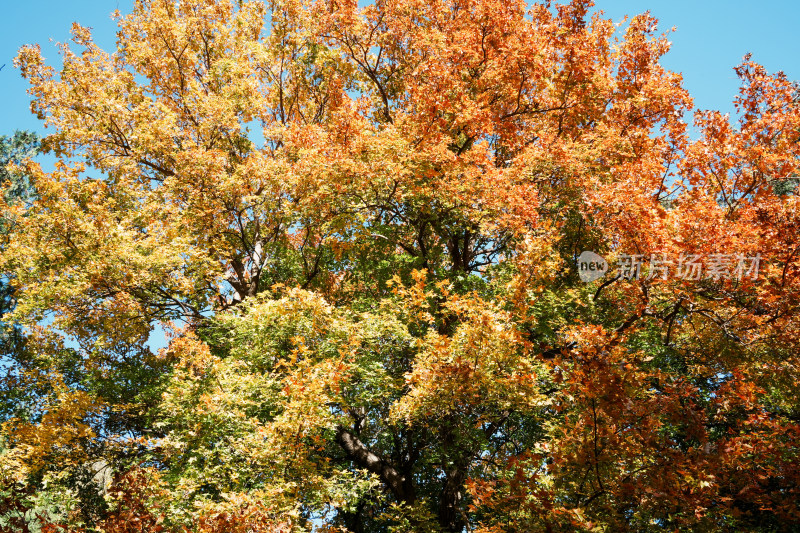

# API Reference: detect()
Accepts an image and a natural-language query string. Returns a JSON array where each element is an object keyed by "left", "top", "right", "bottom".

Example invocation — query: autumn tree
[{"left": 2, "top": 0, "right": 800, "bottom": 531}]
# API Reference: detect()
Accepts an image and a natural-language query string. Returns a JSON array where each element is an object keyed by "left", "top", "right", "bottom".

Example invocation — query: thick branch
[{"left": 336, "top": 426, "right": 415, "bottom": 504}]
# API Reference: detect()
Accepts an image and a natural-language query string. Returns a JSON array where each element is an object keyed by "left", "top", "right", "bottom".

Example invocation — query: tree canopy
[{"left": 2, "top": 0, "right": 800, "bottom": 531}]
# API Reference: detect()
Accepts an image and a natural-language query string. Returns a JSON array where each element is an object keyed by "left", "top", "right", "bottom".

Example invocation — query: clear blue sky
[{"left": 2, "top": 0, "right": 799, "bottom": 137}]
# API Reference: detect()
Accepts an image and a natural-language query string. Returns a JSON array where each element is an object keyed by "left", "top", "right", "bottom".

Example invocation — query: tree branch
[{"left": 336, "top": 426, "right": 415, "bottom": 504}]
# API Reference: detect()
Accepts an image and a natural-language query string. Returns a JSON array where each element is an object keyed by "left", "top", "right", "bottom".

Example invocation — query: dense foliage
[
  {"left": 0, "top": 131, "right": 38, "bottom": 352},
  {"left": 2, "top": 0, "right": 800, "bottom": 531}
]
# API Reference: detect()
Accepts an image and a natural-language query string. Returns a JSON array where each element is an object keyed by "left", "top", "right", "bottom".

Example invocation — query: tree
[{"left": 2, "top": 0, "right": 800, "bottom": 531}]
